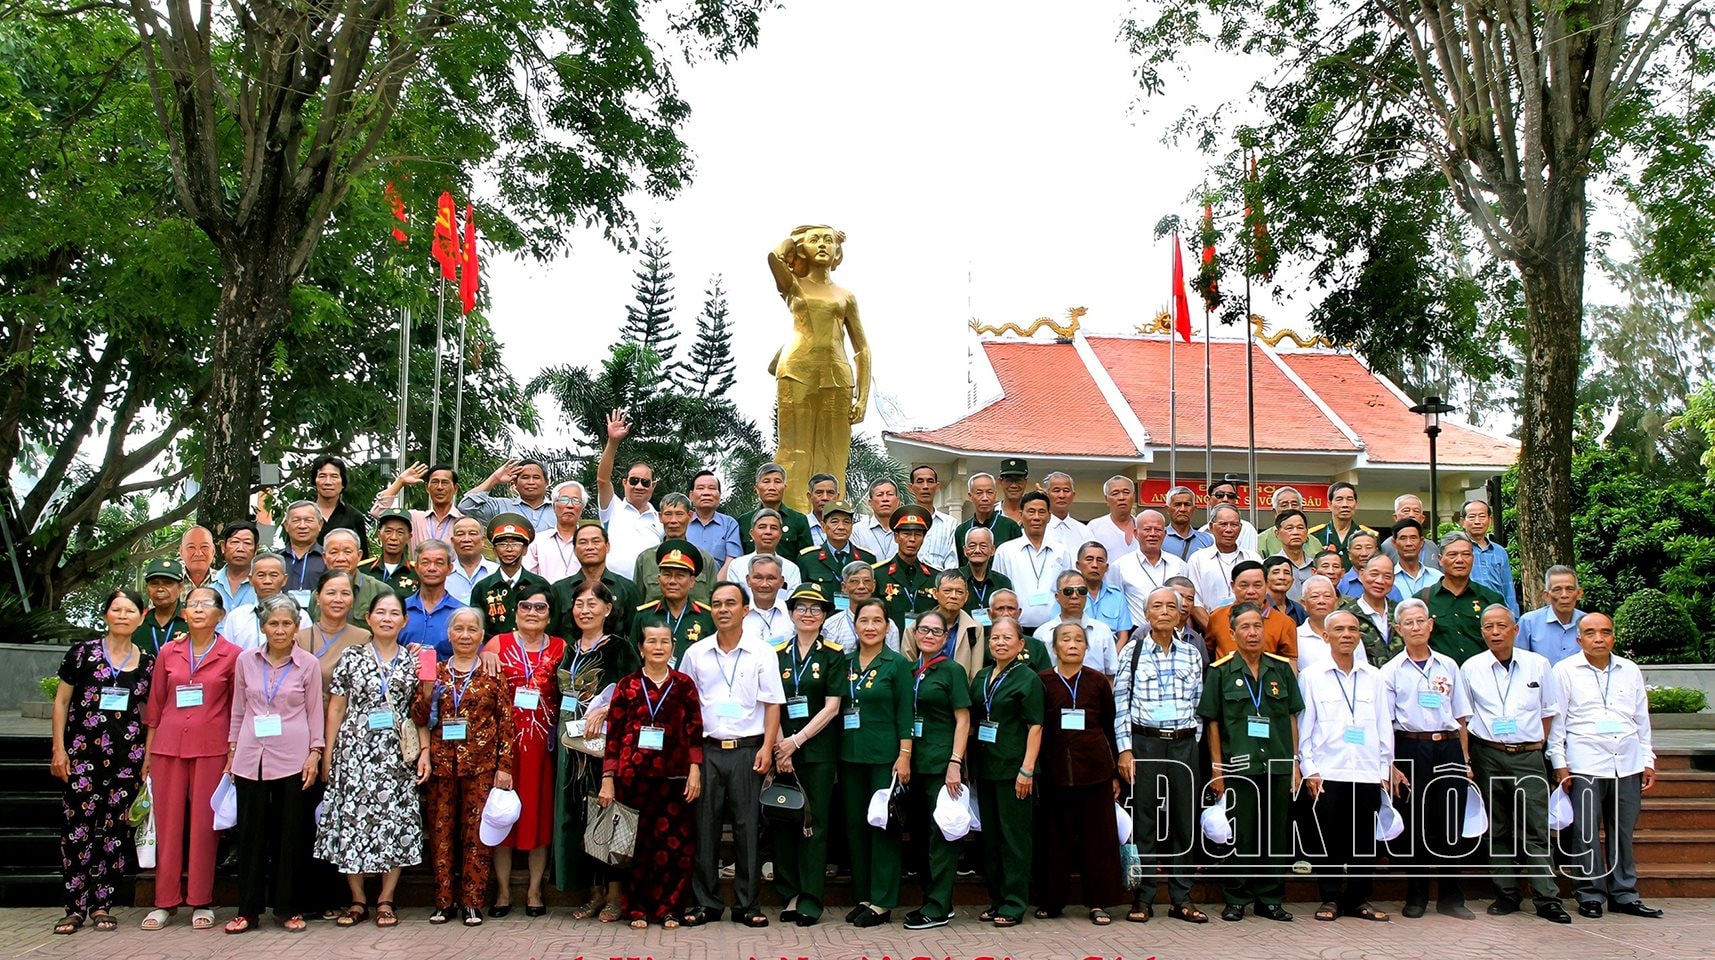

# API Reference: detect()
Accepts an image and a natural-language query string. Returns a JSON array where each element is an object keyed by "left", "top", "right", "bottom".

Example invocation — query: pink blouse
[
  {"left": 144, "top": 635, "right": 242, "bottom": 758},
  {"left": 227, "top": 646, "right": 326, "bottom": 781}
]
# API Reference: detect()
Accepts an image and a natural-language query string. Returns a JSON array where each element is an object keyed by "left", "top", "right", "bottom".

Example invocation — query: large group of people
[{"left": 46, "top": 424, "right": 1665, "bottom": 936}]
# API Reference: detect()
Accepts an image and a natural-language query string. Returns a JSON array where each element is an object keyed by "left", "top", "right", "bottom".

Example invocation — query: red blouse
[{"left": 602, "top": 670, "right": 703, "bottom": 781}]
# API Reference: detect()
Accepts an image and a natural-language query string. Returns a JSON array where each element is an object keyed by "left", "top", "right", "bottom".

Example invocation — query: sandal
[
  {"left": 1090, "top": 908, "right": 1112, "bottom": 925},
  {"left": 598, "top": 902, "right": 624, "bottom": 923},
  {"left": 994, "top": 914, "right": 1022, "bottom": 927},
  {"left": 140, "top": 908, "right": 173, "bottom": 931},
  {"left": 92, "top": 913, "right": 119, "bottom": 932},
  {"left": 1034, "top": 907, "right": 1062, "bottom": 919},
  {"left": 1126, "top": 904, "right": 1153, "bottom": 923},
  {"left": 1315, "top": 901, "right": 1340, "bottom": 922},
  {"left": 191, "top": 907, "right": 215, "bottom": 930},
  {"left": 53, "top": 914, "right": 84, "bottom": 935},
  {"left": 1169, "top": 902, "right": 1209, "bottom": 924},
  {"left": 223, "top": 916, "right": 255, "bottom": 935},
  {"left": 1352, "top": 902, "right": 1390, "bottom": 922},
  {"left": 630, "top": 918, "right": 648, "bottom": 929},
  {"left": 977, "top": 907, "right": 999, "bottom": 922},
  {"left": 320, "top": 908, "right": 342, "bottom": 921},
  {"left": 738, "top": 909, "right": 770, "bottom": 927},
  {"left": 571, "top": 896, "right": 606, "bottom": 921},
  {"left": 375, "top": 901, "right": 398, "bottom": 928},
  {"left": 279, "top": 915, "right": 307, "bottom": 933},
  {"left": 335, "top": 902, "right": 368, "bottom": 927},
  {"left": 663, "top": 914, "right": 681, "bottom": 929}
]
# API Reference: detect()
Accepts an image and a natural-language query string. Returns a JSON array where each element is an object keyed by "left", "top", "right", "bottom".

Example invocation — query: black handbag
[{"left": 761, "top": 771, "right": 812, "bottom": 837}]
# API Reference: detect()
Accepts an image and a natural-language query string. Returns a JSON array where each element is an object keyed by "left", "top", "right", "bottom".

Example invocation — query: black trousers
[
  {"left": 1309, "top": 779, "right": 1382, "bottom": 911},
  {"left": 1391, "top": 735, "right": 1472, "bottom": 906},
  {"left": 693, "top": 740, "right": 765, "bottom": 912},
  {"left": 234, "top": 774, "right": 315, "bottom": 920}
]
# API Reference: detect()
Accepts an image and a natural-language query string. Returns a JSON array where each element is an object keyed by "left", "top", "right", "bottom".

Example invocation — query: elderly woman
[
  {"left": 298, "top": 570, "right": 370, "bottom": 675},
  {"left": 413, "top": 609, "right": 514, "bottom": 926},
  {"left": 51, "top": 589, "right": 154, "bottom": 935},
  {"left": 315, "top": 592, "right": 429, "bottom": 929},
  {"left": 770, "top": 584, "right": 847, "bottom": 926},
  {"left": 553, "top": 579, "right": 641, "bottom": 921},
  {"left": 823, "top": 561, "right": 900, "bottom": 654},
  {"left": 1036, "top": 622, "right": 1123, "bottom": 924},
  {"left": 224, "top": 593, "right": 325, "bottom": 934},
  {"left": 141, "top": 586, "right": 241, "bottom": 931},
  {"left": 483, "top": 585, "right": 563, "bottom": 918},
  {"left": 970, "top": 616, "right": 1044, "bottom": 927},
  {"left": 839, "top": 597, "right": 914, "bottom": 928},
  {"left": 900, "top": 609, "right": 971, "bottom": 931},
  {"left": 600, "top": 620, "right": 704, "bottom": 928}
]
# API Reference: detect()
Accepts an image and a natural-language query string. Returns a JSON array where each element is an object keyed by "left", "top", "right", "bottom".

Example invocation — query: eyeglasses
[
  {"left": 792, "top": 604, "right": 824, "bottom": 615},
  {"left": 1059, "top": 586, "right": 1090, "bottom": 597},
  {"left": 916, "top": 625, "right": 947, "bottom": 637},
  {"left": 516, "top": 601, "right": 550, "bottom": 613},
  {"left": 183, "top": 599, "right": 220, "bottom": 609},
  {"left": 626, "top": 476, "right": 653, "bottom": 487},
  {"left": 556, "top": 496, "right": 583, "bottom": 505}
]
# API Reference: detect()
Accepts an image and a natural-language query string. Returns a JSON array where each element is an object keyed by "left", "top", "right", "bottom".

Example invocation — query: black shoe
[
  {"left": 904, "top": 911, "right": 949, "bottom": 930},
  {"left": 1578, "top": 902, "right": 1603, "bottom": 918},
  {"left": 1255, "top": 903, "right": 1294, "bottom": 922},
  {"left": 1437, "top": 903, "right": 1476, "bottom": 921},
  {"left": 428, "top": 907, "right": 456, "bottom": 925},
  {"left": 854, "top": 908, "right": 891, "bottom": 928},
  {"left": 734, "top": 910, "right": 769, "bottom": 928},
  {"left": 524, "top": 904, "right": 546, "bottom": 918},
  {"left": 462, "top": 907, "right": 483, "bottom": 927},
  {"left": 794, "top": 913, "right": 819, "bottom": 927},
  {"left": 1537, "top": 902, "right": 1572, "bottom": 924},
  {"left": 1487, "top": 899, "right": 1521, "bottom": 916},
  {"left": 1221, "top": 904, "right": 1245, "bottom": 922},
  {"left": 487, "top": 903, "right": 511, "bottom": 918},
  {"left": 680, "top": 907, "right": 716, "bottom": 927},
  {"left": 844, "top": 903, "right": 870, "bottom": 924},
  {"left": 780, "top": 909, "right": 800, "bottom": 923},
  {"left": 1609, "top": 901, "right": 1664, "bottom": 918},
  {"left": 1401, "top": 902, "right": 1426, "bottom": 919}
]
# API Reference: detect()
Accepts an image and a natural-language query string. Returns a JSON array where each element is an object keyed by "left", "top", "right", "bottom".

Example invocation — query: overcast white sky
[{"left": 483, "top": 0, "right": 1292, "bottom": 448}]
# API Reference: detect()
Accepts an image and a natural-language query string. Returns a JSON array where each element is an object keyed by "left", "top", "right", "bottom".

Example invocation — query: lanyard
[
  {"left": 1407, "top": 656, "right": 1438, "bottom": 688},
  {"left": 448, "top": 664, "right": 476, "bottom": 715},
  {"left": 152, "top": 619, "right": 177, "bottom": 652},
  {"left": 102, "top": 641, "right": 135, "bottom": 677},
  {"left": 514, "top": 635, "right": 542, "bottom": 685},
  {"left": 1586, "top": 661, "right": 1616, "bottom": 711},
  {"left": 373, "top": 644, "right": 404, "bottom": 698},
  {"left": 292, "top": 549, "right": 312, "bottom": 587},
  {"left": 643, "top": 675, "right": 674, "bottom": 722},
  {"left": 313, "top": 624, "right": 348, "bottom": 658},
  {"left": 790, "top": 639, "right": 817, "bottom": 692},
  {"left": 1492, "top": 658, "right": 1517, "bottom": 713},
  {"left": 186, "top": 635, "right": 216, "bottom": 676},
  {"left": 850, "top": 657, "right": 884, "bottom": 702},
  {"left": 718, "top": 647, "right": 745, "bottom": 696},
  {"left": 1056, "top": 667, "right": 1082, "bottom": 705},
  {"left": 1239, "top": 665, "right": 1265, "bottom": 715},
  {"left": 913, "top": 654, "right": 947, "bottom": 707},
  {"left": 553, "top": 534, "right": 577, "bottom": 574},
  {"left": 261, "top": 656, "right": 294, "bottom": 706},
  {"left": 1147, "top": 642, "right": 1176, "bottom": 701},
  {"left": 983, "top": 661, "right": 1018, "bottom": 714},
  {"left": 569, "top": 634, "right": 609, "bottom": 678},
  {"left": 1025, "top": 543, "right": 1052, "bottom": 589},
  {"left": 755, "top": 607, "right": 783, "bottom": 636},
  {"left": 970, "top": 577, "right": 991, "bottom": 605},
  {"left": 1172, "top": 529, "right": 1194, "bottom": 560},
  {"left": 664, "top": 603, "right": 689, "bottom": 638},
  {"left": 1333, "top": 667, "right": 1359, "bottom": 720}
]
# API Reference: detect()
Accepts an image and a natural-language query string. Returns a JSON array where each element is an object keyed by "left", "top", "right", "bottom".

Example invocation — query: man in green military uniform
[
  {"left": 796, "top": 500, "right": 875, "bottom": 597},
  {"left": 361, "top": 508, "right": 420, "bottom": 598},
  {"left": 1420, "top": 532, "right": 1501, "bottom": 664},
  {"left": 769, "top": 584, "right": 848, "bottom": 926},
  {"left": 872, "top": 505, "right": 940, "bottom": 631},
  {"left": 957, "top": 527, "right": 1013, "bottom": 623},
  {"left": 739, "top": 462, "right": 814, "bottom": 559},
  {"left": 633, "top": 493, "right": 718, "bottom": 605},
  {"left": 954, "top": 470, "right": 1024, "bottom": 566},
  {"left": 1308, "top": 481, "right": 1376, "bottom": 563},
  {"left": 550, "top": 520, "right": 643, "bottom": 639},
  {"left": 139, "top": 557, "right": 188, "bottom": 655},
  {"left": 469, "top": 513, "right": 551, "bottom": 638},
  {"left": 1199, "top": 601, "right": 1303, "bottom": 922},
  {"left": 628, "top": 539, "right": 715, "bottom": 665}
]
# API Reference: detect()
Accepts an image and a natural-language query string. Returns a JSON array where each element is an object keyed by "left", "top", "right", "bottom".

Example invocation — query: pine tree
[
  {"left": 674, "top": 275, "right": 738, "bottom": 398},
  {"left": 620, "top": 223, "right": 678, "bottom": 367}
]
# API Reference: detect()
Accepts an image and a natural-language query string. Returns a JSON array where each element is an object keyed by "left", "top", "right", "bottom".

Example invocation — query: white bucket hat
[
  {"left": 1462, "top": 783, "right": 1489, "bottom": 838},
  {"left": 210, "top": 774, "right": 238, "bottom": 831},
  {"left": 934, "top": 787, "right": 973, "bottom": 840},
  {"left": 867, "top": 785, "right": 891, "bottom": 829},
  {"left": 1201, "top": 794, "right": 1233, "bottom": 845},
  {"left": 1548, "top": 785, "right": 1575, "bottom": 831},
  {"left": 479, "top": 787, "right": 522, "bottom": 847},
  {"left": 1375, "top": 796, "right": 1405, "bottom": 842},
  {"left": 1115, "top": 803, "right": 1133, "bottom": 844}
]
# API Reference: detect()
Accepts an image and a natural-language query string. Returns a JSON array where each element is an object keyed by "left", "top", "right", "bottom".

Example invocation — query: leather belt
[
  {"left": 1132, "top": 725, "right": 1196, "bottom": 741},
  {"left": 1472, "top": 736, "right": 1544, "bottom": 754},
  {"left": 705, "top": 735, "right": 765, "bottom": 750},
  {"left": 1396, "top": 730, "right": 1461, "bottom": 742}
]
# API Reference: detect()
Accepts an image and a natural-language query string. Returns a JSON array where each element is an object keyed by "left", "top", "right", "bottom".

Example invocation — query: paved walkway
[{"left": 3, "top": 901, "right": 1712, "bottom": 960}]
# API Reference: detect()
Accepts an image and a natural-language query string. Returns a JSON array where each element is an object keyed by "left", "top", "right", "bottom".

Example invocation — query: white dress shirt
[
  {"left": 1548, "top": 653, "right": 1654, "bottom": 778},
  {"left": 446, "top": 558, "right": 498, "bottom": 605},
  {"left": 850, "top": 516, "right": 896, "bottom": 562},
  {"left": 1113, "top": 550, "right": 1188, "bottom": 628},
  {"left": 991, "top": 538, "right": 1074, "bottom": 629},
  {"left": 523, "top": 528, "right": 582, "bottom": 583},
  {"left": 1201, "top": 518, "right": 1259, "bottom": 554},
  {"left": 741, "top": 599, "right": 794, "bottom": 647},
  {"left": 1460, "top": 648, "right": 1559, "bottom": 744},
  {"left": 681, "top": 633, "right": 786, "bottom": 739},
  {"left": 1298, "top": 659, "right": 1393, "bottom": 784},
  {"left": 1295, "top": 622, "right": 1369, "bottom": 671},
  {"left": 1033, "top": 615, "right": 1119, "bottom": 677},
  {"left": 1379, "top": 650, "right": 1471, "bottom": 733},
  {"left": 598, "top": 497, "right": 663, "bottom": 582},
  {"left": 723, "top": 552, "right": 803, "bottom": 590},
  {"left": 807, "top": 511, "right": 826, "bottom": 548},
  {"left": 1186, "top": 545, "right": 1262, "bottom": 612},
  {"left": 221, "top": 603, "right": 308, "bottom": 651},
  {"left": 912, "top": 508, "right": 958, "bottom": 570},
  {"left": 1044, "top": 513, "right": 1092, "bottom": 557},
  {"left": 1086, "top": 514, "right": 1140, "bottom": 575}
]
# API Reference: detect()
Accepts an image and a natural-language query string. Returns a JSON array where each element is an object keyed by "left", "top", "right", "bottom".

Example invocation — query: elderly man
[
  {"left": 929, "top": 569, "right": 987, "bottom": 679},
  {"left": 1074, "top": 541, "right": 1132, "bottom": 644},
  {"left": 549, "top": 520, "right": 643, "bottom": 639},
  {"left": 955, "top": 472, "right": 1024, "bottom": 566},
  {"left": 1549, "top": 613, "right": 1663, "bottom": 919},
  {"left": 178, "top": 525, "right": 216, "bottom": 592},
  {"left": 984, "top": 589, "right": 1052, "bottom": 667},
  {"left": 850, "top": 478, "right": 901, "bottom": 561},
  {"left": 220, "top": 553, "right": 304, "bottom": 650},
  {"left": 522, "top": 480, "right": 589, "bottom": 583},
  {"left": 402, "top": 539, "right": 467, "bottom": 660},
  {"left": 904, "top": 464, "right": 959, "bottom": 569},
  {"left": 740, "top": 556, "right": 792, "bottom": 646},
  {"left": 371, "top": 462, "right": 465, "bottom": 547},
  {"left": 1460, "top": 499, "right": 1519, "bottom": 616},
  {"left": 997, "top": 457, "right": 1031, "bottom": 525},
  {"left": 634, "top": 493, "right": 718, "bottom": 605},
  {"left": 362, "top": 508, "right": 421, "bottom": 598},
  {"left": 1204, "top": 560, "right": 1298, "bottom": 660},
  {"left": 956, "top": 526, "right": 1012, "bottom": 621},
  {"left": 1336, "top": 532, "right": 1401, "bottom": 601},
  {"left": 1114, "top": 509, "right": 1188, "bottom": 628},
  {"left": 805, "top": 472, "right": 841, "bottom": 548},
  {"left": 213, "top": 521, "right": 258, "bottom": 610},
  {"left": 739, "top": 463, "right": 814, "bottom": 560},
  {"left": 1338, "top": 554, "right": 1404, "bottom": 664},
  {"left": 727, "top": 509, "right": 804, "bottom": 591},
  {"left": 279, "top": 500, "right": 328, "bottom": 597},
  {"left": 1381, "top": 495, "right": 1441, "bottom": 570},
  {"left": 1115, "top": 586, "right": 1206, "bottom": 924},
  {"left": 870, "top": 505, "right": 940, "bottom": 630},
  {"left": 824, "top": 560, "right": 901, "bottom": 654},
  {"left": 443, "top": 515, "right": 497, "bottom": 605},
  {"left": 1308, "top": 482, "right": 1375, "bottom": 563},
  {"left": 1033, "top": 569, "right": 1119, "bottom": 677},
  {"left": 1421, "top": 532, "right": 1503, "bottom": 664},
  {"left": 461, "top": 458, "right": 556, "bottom": 530},
  {"left": 1387, "top": 519, "right": 1442, "bottom": 597},
  {"left": 796, "top": 500, "right": 874, "bottom": 599},
  {"left": 138, "top": 558, "right": 186, "bottom": 655},
  {"left": 1296, "top": 575, "right": 1362, "bottom": 669},
  {"left": 1517, "top": 565, "right": 1587, "bottom": 665},
  {"left": 1268, "top": 509, "right": 1317, "bottom": 600},
  {"left": 1199, "top": 477, "right": 1258, "bottom": 554},
  {"left": 1086, "top": 475, "right": 1140, "bottom": 568},
  {"left": 1041, "top": 472, "right": 1091, "bottom": 556},
  {"left": 687, "top": 469, "right": 743, "bottom": 577},
  {"left": 1257, "top": 486, "right": 1323, "bottom": 557},
  {"left": 310, "top": 527, "right": 394, "bottom": 621},
  {"left": 595, "top": 410, "right": 663, "bottom": 582},
  {"left": 1462, "top": 605, "right": 1567, "bottom": 923},
  {"left": 992, "top": 492, "right": 1073, "bottom": 631},
  {"left": 1187, "top": 504, "right": 1262, "bottom": 623},
  {"left": 469, "top": 514, "right": 551, "bottom": 639},
  {"left": 627, "top": 540, "right": 715, "bottom": 663},
  {"left": 1260, "top": 556, "right": 1307, "bottom": 625}
]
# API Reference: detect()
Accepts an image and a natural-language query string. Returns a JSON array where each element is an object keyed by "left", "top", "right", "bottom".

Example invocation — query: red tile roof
[{"left": 1277, "top": 352, "right": 1518, "bottom": 465}]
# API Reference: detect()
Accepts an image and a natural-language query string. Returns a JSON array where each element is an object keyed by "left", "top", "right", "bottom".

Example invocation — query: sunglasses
[
  {"left": 1059, "top": 586, "right": 1090, "bottom": 597},
  {"left": 516, "top": 601, "right": 550, "bottom": 613},
  {"left": 1211, "top": 491, "right": 1239, "bottom": 500},
  {"left": 626, "top": 476, "right": 653, "bottom": 487}
]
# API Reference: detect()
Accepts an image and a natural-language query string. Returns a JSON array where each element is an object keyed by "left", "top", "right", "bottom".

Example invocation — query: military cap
[
  {"left": 376, "top": 508, "right": 413, "bottom": 530},
  {"left": 822, "top": 499, "right": 857, "bottom": 519},
  {"left": 998, "top": 457, "right": 1029, "bottom": 479},
  {"left": 488, "top": 512, "right": 534, "bottom": 544},
  {"left": 142, "top": 557, "right": 184, "bottom": 582},
  {"left": 655, "top": 538, "right": 703, "bottom": 575},
  {"left": 786, "top": 582, "right": 837, "bottom": 613},
  {"left": 890, "top": 504, "right": 933, "bottom": 532}
]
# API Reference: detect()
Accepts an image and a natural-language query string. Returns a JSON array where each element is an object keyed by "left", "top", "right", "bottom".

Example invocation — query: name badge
[
  {"left": 1247, "top": 715, "right": 1270, "bottom": 738},
  {"left": 1492, "top": 718, "right": 1519, "bottom": 735},
  {"left": 1596, "top": 716, "right": 1624, "bottom": 735},
  {"left": 1343, "top": 725, "right": 1368, "bottom": 745},
  {"left": 834, "top": 596, "right": 850, "bottom": 612},
  {"left": 560, "top": 694, "right": 580, "bottom": 713},
  {"left": 442, "top": 720, "right": 468, "bottom": 741},
  {"left": 565, "top": 719, "right": 586, "bottom": 739},
  {"left": 99, "top": 687, "right": 130, "bottom": 711},
  {"left": 175, "top": 683, "right": 204, "bottom": 708},
  {"left": 786, "top": 696, "right": 809, "bottom": 720},
  {"left": 252, "top": 714, "right": 283, "bottom": 738},
  {"left": 288, "top": 589, "right": 312, "bottom": 609},
  {"left": 638, "top": 725, "right": 665, "bottom": 750},
  {"left": 1026, "top": 591, "right": 1051, "bottom": 607},
  {"left": 973, "top": 610, "right": 992, "bottom": 627},
  {"left": 1061, "top": 708, "right": 1087, "bottom": 731},
  {"left": 843, "top": 707, "right": 861, "bottom": 730},
  {"left": 716, "top": 700, "right": 744, "bottom": 719},
  {"left": 366, "top": 710, "right": 395, "bottom": 731},
  {"left": 977, "top": 720, "right": 999, "bottom": 743},
  {"left": 514, "top": 688, "right": 541, "bottom": 710},
  {"left": 667, "top": 656, "right": 678, "bottom": 669},
  {"left": 1417, "top": 690, "right": 1444, "bottom": 709},
  {"left": 1150, "top": 704, "right": 1175, "bottom": 723}
]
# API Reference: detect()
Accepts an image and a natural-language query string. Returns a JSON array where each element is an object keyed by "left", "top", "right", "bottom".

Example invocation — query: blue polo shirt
[
  {"left": 1469, "top": 539, "right": 1519, "bottom": 615},
  {"left": 1163, "top": 527, "right": 1214, "bottom": 563},
  {"left": 1516, "top": 606, "right": 1585, "bottom": 665},
  {"left": 1087, "top": 583, "right": 1134, "bottom": 636},
  {"left": 686, "top": 511, "right": 743, "bottom": 565},
  {"left": 402, "top": 591, "right": 467, "bottom": 660},
  {"left": 1338, "top": 569, "right": 1403, "bottom": 602}
]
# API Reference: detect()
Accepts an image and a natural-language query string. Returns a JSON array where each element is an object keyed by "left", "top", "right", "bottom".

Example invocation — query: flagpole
[
  {"left": 1245, "top": 269, "right": 1258, "bottom": 531},
  {"left": 1203, "top": 301, "right": 1213, "bottom": 494},
  {"left": 429, "top": 283, "right": 445, "bottom": 465},
  {"left": 451, "top": 313, "right": 467, "bottom": 473},
  {"left": 396, "top": 305, "right": 411, "bottom": 467},
  {"left": 1169, "top": 319, "right": 1178, "bottom": 487}
]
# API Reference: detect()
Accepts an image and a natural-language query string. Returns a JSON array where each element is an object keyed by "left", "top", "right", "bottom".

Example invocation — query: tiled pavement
[{"left": 3, "top": 901, "right": 1713, "bottom": 960}]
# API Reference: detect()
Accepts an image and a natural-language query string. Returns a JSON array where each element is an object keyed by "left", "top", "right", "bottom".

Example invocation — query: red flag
[
  {"left": 431, "top": 192, "right": 459, "bottom": 281},
  {"left": 1170, "top": 231, "right": 1193, "bottom": 343},
  {"left": 1248, "top": 153, "right": 1275, "bottom": 280},
  {"left": 459, "top": 203, "right": 480, "bottom": 314},
  {"left": 384, "top": 181, "right": 409, "bottom": 245}
]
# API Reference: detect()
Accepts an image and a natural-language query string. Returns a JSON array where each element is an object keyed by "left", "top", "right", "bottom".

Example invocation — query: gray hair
[
  {"left": 1147, "top": 585, "right": 1187, "bottom": 611},
  {"left": 252, "top": 551, "right": 287, "bottom": 572},
  {"left": 750, "top": 507, "right": 783, "bottom": 528},
  {"left": 1165, "top": 485, "right": 1195, "bottom": 503},
  {"left": 322, "top": 527, "right": 361, "bottom": 548},
  {"left": 1270, "top": 486, "right": 1302, "bottom": 509},
  {"left": 448, "top": 607, "right": 484, "bottom": 629},
  {"left": 746, "top": 554, "right": 783, "bottom": 576},
  {"left": 961, "top": 525, "right": 994, "bottom": 547},
  {"left": 1209, "top": 503, "right": 1242, "bottom": 523},
  {"left": 555, "top": 480, "right": 588, "bottom": 500},
  {"left": 990, "top": 588, "right": 1019, "bottom": 606},
  {"left": 1543, "top": 564, "right": 1578, "bottom": 590},
  {"left": 415, "top": 538, "right": 453, "bottom": 561},
  {"left": 660, "top": 492, "right": 692, "bottom": 512},
  {"left": 840, "top": 560, "right": 874, "bottom": 581},
  {"left": 1077, "top": 540, "right": 1108, "bottom": 559},
  {"left": 1302, "top": 574, "right": 1337, "bottom": 596},
  {"left": 1324, "top": 608, "right": 1362, "bottom": 631},
  {"left": 755, "top": 462, "right": 786, "bottom": 483},
  {"left": 1395, "top": 597, "right": 1430, "bottom": 620},
  {"left": 1392, "top": 493, "right": 1423, "bottom": 512},
  {"left": 935, "top": 568, "right": 968, "bottom": 589},
  {"left": 1043, "top": 471, "right": 1074, "bottom": 488},
  {"left": 1481, "top": 602, "right": 1516, "bottom": 625},
  {"left": 255, "top": 591, "right": 300, "bottom": 625},
  {"left": 1440, "top": 530, "right": 1475, "bottom": 551},
  {"left": 967, "top": 472, "right": 996, "bottom": 491},
  {"left": 1055, "top": 569, "right": 1085, "bottom": 589},
  {"left": 1138, "top": 508, "right": 1167, "bottom": 525},
  {"left": 1104, "top": 474, "right": 1133, "bottom": 494},
  {"left": 284, "top": 499, "right": 319, "bottom": 517},
  {"left": 867, "top": 477, "right": 898, "bottom": 497}
]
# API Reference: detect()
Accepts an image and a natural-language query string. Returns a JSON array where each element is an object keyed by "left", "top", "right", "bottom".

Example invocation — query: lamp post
[{"left": 1409, "top": 395, "right": 1457, "bottom": 534}]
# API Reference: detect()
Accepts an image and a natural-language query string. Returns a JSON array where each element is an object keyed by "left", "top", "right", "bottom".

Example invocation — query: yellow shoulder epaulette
[
  {"left": 635, "top": 600, "right": 662, "bottom": 613},
  {"left": 689, "top": 600, "right": 710, "bottom": 613},
  {"left": 871, "top": 558, "right": 889, "bottom": 569},
  {"left": 799, "top": 544, "right": 821, "bottom": 555},
  {"left": 771, "top": 637, "right": 790, "bottom": 653},
  {"left": 1265, "top": 652, "right": 1293, "bottom": 663},
  {"left": 821, "top": 639, "right": 844, "bottom": 653},
  {"left": 1211, "top": 652, "right": 1235, "bottom": 666}
]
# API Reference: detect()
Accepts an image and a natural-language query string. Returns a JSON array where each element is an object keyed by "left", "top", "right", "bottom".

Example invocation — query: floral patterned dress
[
  {"left": 57, "top": 636, "right": 154, "bottom": 917},
  {"left": 313, "top": 643, "right": 424, "bottom": 874}
]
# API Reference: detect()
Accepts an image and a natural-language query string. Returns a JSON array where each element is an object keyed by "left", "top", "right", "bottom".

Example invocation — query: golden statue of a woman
[{"left": 767, "top": 224, "right": 871, "bottom": 514}]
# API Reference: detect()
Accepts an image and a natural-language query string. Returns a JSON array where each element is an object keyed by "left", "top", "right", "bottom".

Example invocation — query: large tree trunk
[{"left": 1513, "top": 180, "right": 1586, "bottom": 614}]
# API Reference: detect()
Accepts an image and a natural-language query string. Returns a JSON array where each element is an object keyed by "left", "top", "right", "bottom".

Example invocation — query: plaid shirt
[{"left": 1114, "top": 632, "right": 1205, "bottom": 750}]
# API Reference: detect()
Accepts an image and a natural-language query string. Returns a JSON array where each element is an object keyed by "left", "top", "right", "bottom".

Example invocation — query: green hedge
[{"left": 1648, "top": 685, "right": 1710, "bottom": 714}]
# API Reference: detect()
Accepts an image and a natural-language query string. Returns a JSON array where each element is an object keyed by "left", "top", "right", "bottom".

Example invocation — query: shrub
[
  {"left": 1616, "top": 588, "right": 1705, "bottom": 664},
  {"left": 1647, "top": 685, "right": 1709, "bottom": 714},
  {"left": 38, "top": 676, "right": 59, "bottom": 700}
]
